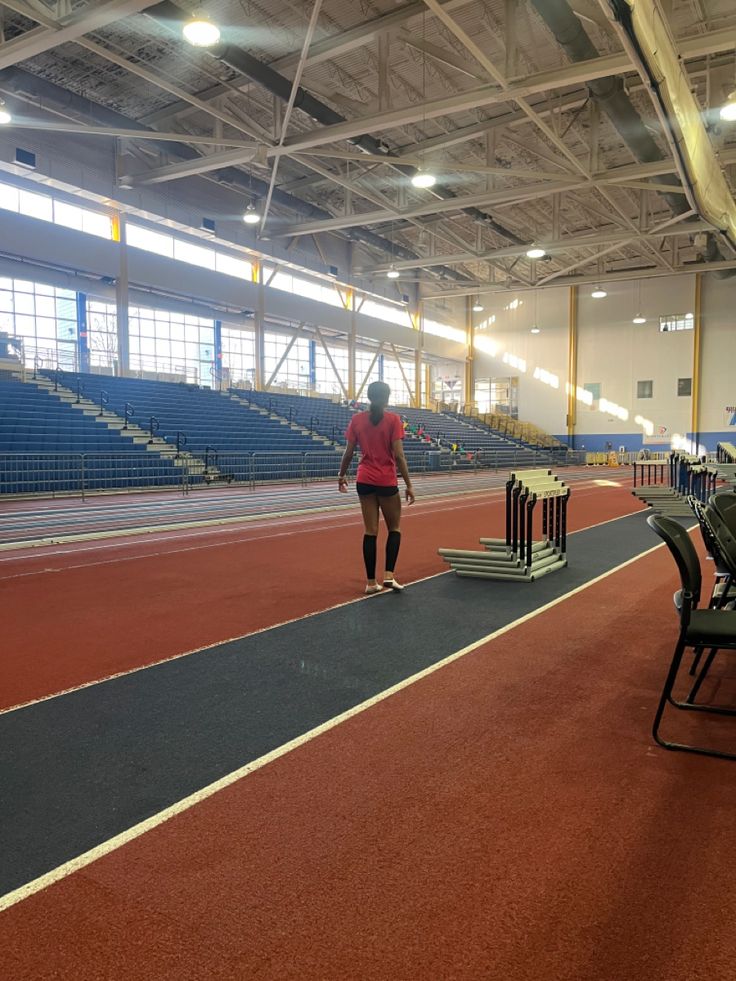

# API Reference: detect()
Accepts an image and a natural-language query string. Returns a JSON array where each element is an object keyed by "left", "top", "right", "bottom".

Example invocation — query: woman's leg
[
  {"left": 379, "top": 492, "right": 402, "bottom": 582},
  {"left": 359, "top": 493, "right": 380, "bottom": 586}
]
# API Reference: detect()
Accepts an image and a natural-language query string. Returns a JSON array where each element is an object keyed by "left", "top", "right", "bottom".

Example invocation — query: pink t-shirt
[{"left": 346, "top": 410, "right": 404, "bottom": 486}]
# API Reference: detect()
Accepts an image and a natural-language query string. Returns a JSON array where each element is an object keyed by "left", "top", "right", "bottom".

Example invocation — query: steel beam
[
  {"left": 0, "top": 0, "right": 162, "bottom": 70},
  {"left": 121, "top": 146, "right": 263, "bottom": 185}
]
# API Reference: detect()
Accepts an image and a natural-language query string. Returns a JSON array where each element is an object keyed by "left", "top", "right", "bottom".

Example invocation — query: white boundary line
[
  {"left": 0, "top": 471, "right": 607, "bottom": 552},
  {"left": 0, "top": 484, "right": 614, "bottom": 577},
  {"left": 0, "top": 507, "right": 645, "bottom": 716},
  {"left": 0, "top": 532, "right": 665, "bottom": 915}
]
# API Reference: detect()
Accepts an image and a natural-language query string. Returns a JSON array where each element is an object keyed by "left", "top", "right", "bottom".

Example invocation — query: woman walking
[{"left": 338, "top": 381, "right": 415, "bottom": 594}]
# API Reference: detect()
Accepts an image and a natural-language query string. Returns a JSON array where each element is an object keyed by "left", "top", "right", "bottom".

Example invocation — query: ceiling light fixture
[
  {"left": 530, "top": 327, "right": 540, "bottom": 334},
  {"left": 0, "top": 101, "right": 11, "bottom": 125},
  {"left": 387, "top": 265, "right": 400, "bottom": 279},
  {"left": 472, "top": 301, "right": 484, "bottom": 313},
  {"left": 182, "top": 13, "right": 221, "bottom": 47},
  {"left": 411, "top": 170, "right": 436, "bottom": 189},
  {"left": 720, "top": 90, "right": 736, "bottom": 122},
  {"left": 633, "top": 315, "right": 646, "bottom": 324},
  {"left": 242, "top": 203, "right": 261, "bottom": 225},
  {"left": 591, "top": 287, "right": 607, "bottom": 299},
  {"left": 526, "top": 245, "right": 546, "bottom": 260}
]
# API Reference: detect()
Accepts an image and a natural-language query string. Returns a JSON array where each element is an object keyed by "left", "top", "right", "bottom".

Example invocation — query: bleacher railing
[{"left": 0, "top": 447, "right": 586, "bottom": 500}]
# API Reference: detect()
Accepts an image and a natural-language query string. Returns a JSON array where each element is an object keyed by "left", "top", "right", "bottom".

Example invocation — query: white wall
[
  {"left": 471, "top": 273, "right": 734, "bottom": 450},
  {"left": 700, "top": 274, "right": 736, "bottom": 436}
]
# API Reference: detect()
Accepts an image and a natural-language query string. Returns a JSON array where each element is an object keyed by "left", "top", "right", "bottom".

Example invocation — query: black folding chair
[
  {"left": 687, "top": 496, "right": 736, "bottom": 676},
  {"left": 647, "top": 513, "right": 736, "bottom": 760}
]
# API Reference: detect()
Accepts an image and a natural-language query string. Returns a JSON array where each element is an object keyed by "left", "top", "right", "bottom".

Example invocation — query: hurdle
[
  {"left": 632, "top": 451, "right": 715, "bottom": 515},
  {"left": 438, "top": 469, "right": 570, "bottom": 581}
]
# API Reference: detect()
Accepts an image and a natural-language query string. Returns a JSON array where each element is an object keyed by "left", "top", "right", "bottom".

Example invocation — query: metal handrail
[
  {"left": 98, "top": 390, "right": 109, "bottom": 417},
  {"left": 76, "top": 380, "right": 84, "bottom": 404},
  {"left": 204, "top": 445, "right": 218, "bottom": 470},
  {"left": 123, "top": 403, "right": 135, "bottom": 430},
  {"left": 149, "top": 415, "right": 160, "bottom": 441},
  {"left": 175, "top": 431, "right": 187, "bottom": 457}
]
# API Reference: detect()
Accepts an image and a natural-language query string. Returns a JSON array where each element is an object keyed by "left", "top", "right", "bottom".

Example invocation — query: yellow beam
[{"left": 567, "top": 285, "right": 578, "bottom": 445}]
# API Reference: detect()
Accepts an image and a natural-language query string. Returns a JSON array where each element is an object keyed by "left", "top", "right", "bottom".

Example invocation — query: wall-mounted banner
[
  {"left": 644, "top": 425, "right": 671, "bottom": 445},
  {"left": 724, "top": 406, "right": 736, "bottom": 427}
]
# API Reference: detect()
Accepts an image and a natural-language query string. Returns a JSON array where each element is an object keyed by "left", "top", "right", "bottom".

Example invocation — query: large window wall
[
  {"left": 0, "top": 277, "right": 78, "bottom": 367},
  {"left": 264, "top": 332, "right": 311, "bottom": 391},
  {"left": 129, "top": 308, "right": 215, "bottom": 385},
  {"left": 382, "top": 355, "right": 415, "bottom": 405},
  {"left": 221, "top": 327, "right": 255, "bottom": 388},
  {"left": 315, "top": 343, "right": 348, "bottom": 395}
]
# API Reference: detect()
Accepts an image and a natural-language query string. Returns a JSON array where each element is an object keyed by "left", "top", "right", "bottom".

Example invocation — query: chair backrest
[
  {"left": 710, "top": 492, "right": 736, "bottom": 536},
  {"left": 689, "top": 496, "right": 727, "bottom": 569},
  {"left": 704, "top": 503, "right": 736, "bottom": 578},
  {"left": 646, "top": 514, "right": 702, "bottom": 620}
]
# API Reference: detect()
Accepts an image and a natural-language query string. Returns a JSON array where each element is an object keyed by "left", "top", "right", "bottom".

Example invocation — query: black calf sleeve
[
  {"left": 386, "top": 530, "right": 401, "bottom": 573},
  {"left": 363, "top": 534, "right": 377, "bottom": 579}
]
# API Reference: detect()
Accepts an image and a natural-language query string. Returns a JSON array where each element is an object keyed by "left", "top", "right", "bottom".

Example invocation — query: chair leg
[
  {"left": 653, "top": 638, "right": 687, "bottom": 749},
  {"left": 689, "top": 648, "right": 703, "bottom": 677},
  {"left": 686, "top": 647, "right": 719, "bottom": 704}
]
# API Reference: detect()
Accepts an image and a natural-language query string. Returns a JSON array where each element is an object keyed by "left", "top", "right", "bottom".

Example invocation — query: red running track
[
  {"left": 3, "top": 526, "right": 735, "bottom": 980},
  {"left": 1, "top": 481, "right": 642, "bottom": 710}
]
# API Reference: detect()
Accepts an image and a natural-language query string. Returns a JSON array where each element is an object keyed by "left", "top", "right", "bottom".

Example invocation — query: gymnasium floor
[{"left": 1, "top": 470, "right": 735, "bottom": 980}]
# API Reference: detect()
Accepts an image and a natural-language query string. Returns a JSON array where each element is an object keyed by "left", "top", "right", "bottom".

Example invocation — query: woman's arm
[
  {"left": 338, "top": 439, "right": 356, "bottom": 492},
  {"left": 393, "top": 440, "right": 415, "bottom": 504}
]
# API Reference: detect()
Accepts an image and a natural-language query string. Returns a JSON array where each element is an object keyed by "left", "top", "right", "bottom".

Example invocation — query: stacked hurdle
[
  {"left": 438, "top": 469, "right": 570, "bottom": 581},
  {"left": 632, "top": 451, "right": 717, "bottom": 516}
]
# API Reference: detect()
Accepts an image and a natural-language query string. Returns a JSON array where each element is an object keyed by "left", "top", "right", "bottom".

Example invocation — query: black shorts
[{"left": 356, "top": 482, "right": 399, "bottom": 497}]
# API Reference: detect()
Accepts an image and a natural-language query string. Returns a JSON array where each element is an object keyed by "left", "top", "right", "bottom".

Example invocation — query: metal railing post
[
  {"left": 99, "top": 390, "right": 109, "bottom": 417},
  {"left": 80, "top": 454, "right": 86, "bottom": 502}
]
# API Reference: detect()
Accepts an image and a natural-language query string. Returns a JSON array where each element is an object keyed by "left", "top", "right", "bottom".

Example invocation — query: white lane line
[
  {"left": 0, "top": 528, "right": 663, "bottom": 915},
  {"left": 0, "top": 508, "right": 647, "bottom": 715},
  {"left": 0, "top": 494, "right": 514, "bottom": 577},
  {"left": 0, "top": 470, "right": 601, "bottom": 550},
  {"left": 0, "top": 482, "right": 617, "bottom": 573}
]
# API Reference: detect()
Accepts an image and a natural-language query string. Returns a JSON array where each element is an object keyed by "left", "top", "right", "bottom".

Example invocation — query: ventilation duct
[
  {"left": 529, "top": 0, "right": 735, "bottom": 277},
  {"left": 604, "top": 0, "right": 736, "bottom": 269},
  {"left": 148, "top": 1, "right": 524, "bottom": 248}
]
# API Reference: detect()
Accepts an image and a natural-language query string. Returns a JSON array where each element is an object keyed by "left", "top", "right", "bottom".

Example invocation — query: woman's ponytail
[{"left": 366, "top": 380, "right": 391, "bottom": 426}]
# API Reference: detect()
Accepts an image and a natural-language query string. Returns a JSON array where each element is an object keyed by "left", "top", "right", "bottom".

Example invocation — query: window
[
  {"left": 173, "top": 238, "right": 216, "bottom": 270},
  {"left": 677, "top": 377, "right": 692, "bottom": 397},
  {"left": 315, "top": 343, "right": 348, "bottom": 395},
  {"left": 221, "top": 327, "right": 255, "bottom": 387},
  {"left": 127, "top": 223, "right": 174, "bottom": 258},
  {"left": 659, "top": 313, "right": 694, "bottom": 332},
  {"left": 0, "top": 180, "right": 112, "bottom": 239},
  {"left": 0, "top": 277, "right": 78, "bottom": 368},
  {"left": 637, "top": 380, "right": 653, "bottom": 399},
  {"left": 87, "top": 300, "right": 118, "bottom": 370},
  {"left": 355, "top": 349, "right": 381, "bottom": 394},
  {"left": 423, "top": 319, "right": 466, "bottom": 344},
  {"left": 382, "top": 355, "right": 415, "bottom": 405},
  {"left": 264, "top": 332, "right": 311, "bottom": 391},
  {"left": 360, "top": 298, "right": 412, "bottom": 329},
  {"left": 128, "top": 306, "right": 215, "bottom": 385}
]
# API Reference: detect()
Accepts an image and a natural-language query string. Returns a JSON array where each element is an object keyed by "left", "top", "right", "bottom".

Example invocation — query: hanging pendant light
[{"left": 182, "top": 12, "right": 221, "bottom": 47}]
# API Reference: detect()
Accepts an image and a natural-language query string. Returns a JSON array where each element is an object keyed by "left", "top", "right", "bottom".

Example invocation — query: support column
[
  {"left": 691, "top": 272, "right": 703, "bottom": 450},
  {"left": 309, "top": 338, "right": 317, "bottom": 391},
  {"left": 253, "top": 260, "right": 265, "bottom": 391},
  {"left": 76, "top": 292, "right": 90, "bottom": 373},
  {"left": 112, "top": 213, "right": 129, "bottom": 377},
  {"left": 567, "top": 285, "right": 578, "bottom": 448},
  {"left": 347, "top": 243, "right": 357, "bottom": 399},
  {"left": 213, "top": 319, "right": 223, "bottom": 389},
  {"left": 347, "top": 291, "right": 357, "bottom": 399},
  {"left": 411, "top": 285, "right": 422, "bottom": 409},
  {"left": 464, "top": 295, "right": 474, "bottom": 411}
]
